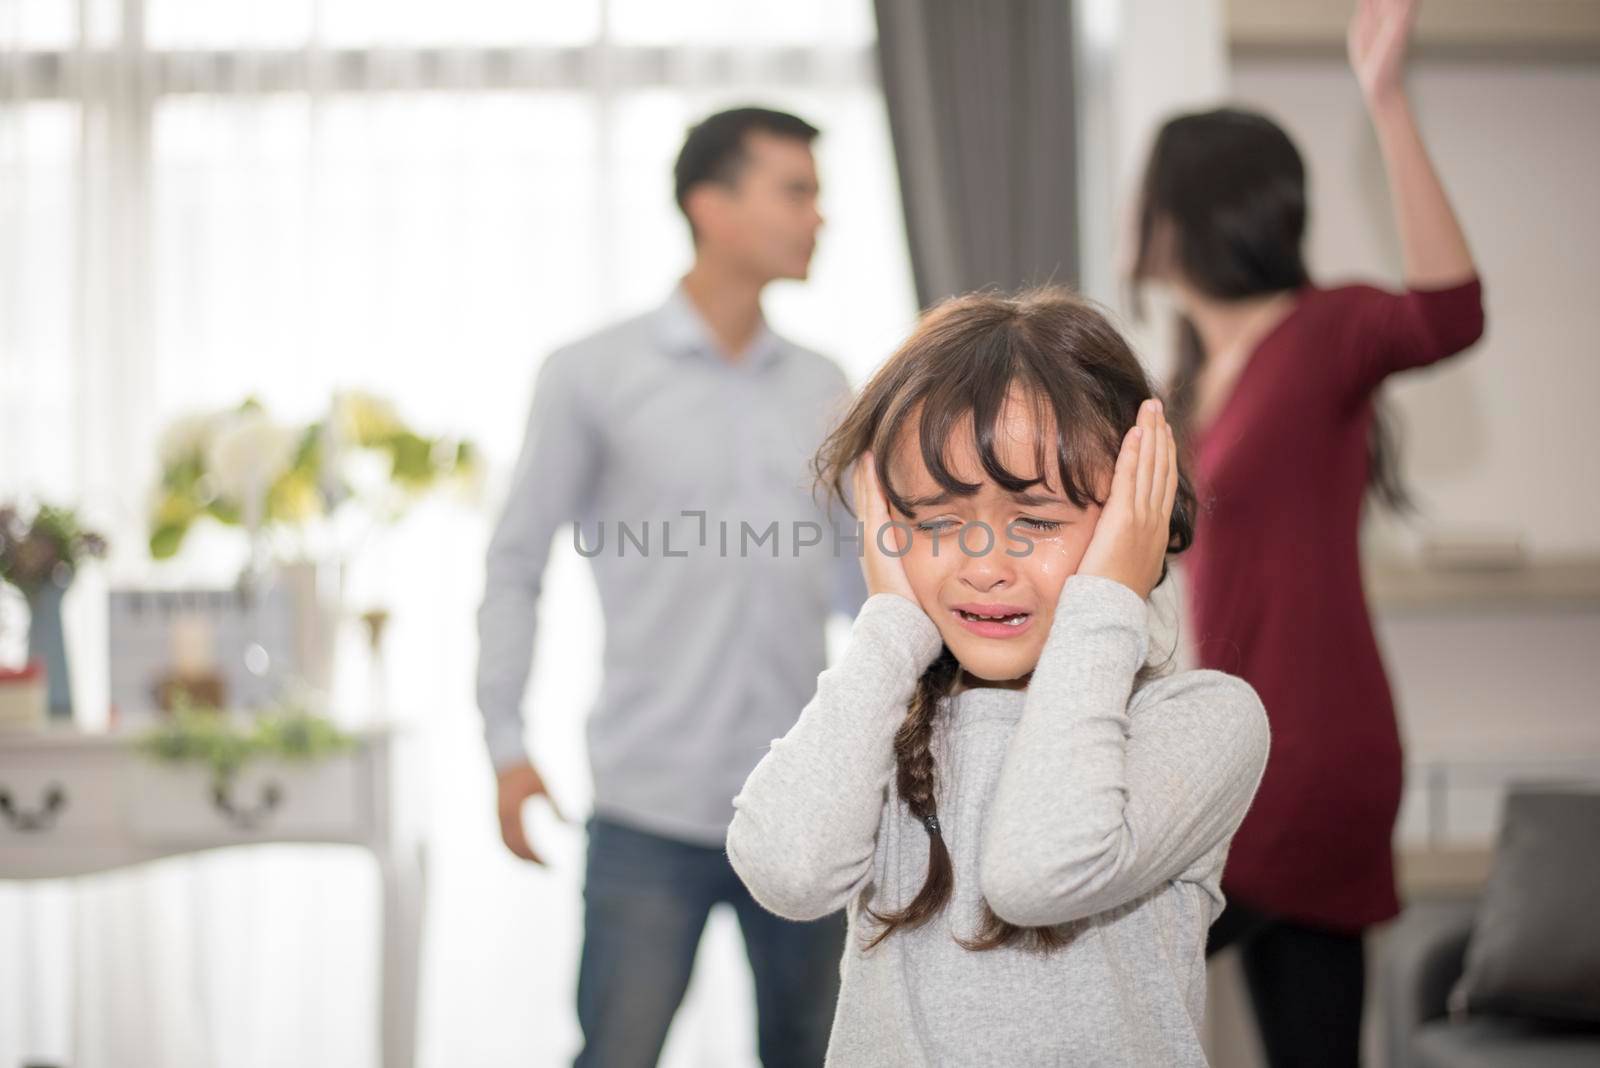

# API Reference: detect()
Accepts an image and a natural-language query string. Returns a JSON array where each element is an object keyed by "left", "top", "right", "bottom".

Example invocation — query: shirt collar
[{"left": 656, "top": 283, "right": 783, "bottom": 370}]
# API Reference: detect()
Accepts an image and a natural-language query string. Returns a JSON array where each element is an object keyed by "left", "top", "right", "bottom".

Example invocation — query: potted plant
[
  {"left": 148, "top": 392, "right": 480, "bottom": 566},
  {"left": 136, "top": 700, "right": 358, "bottom": 827},
  {"left": 146, "top": 393, "right": 480, "bottom": 697},
  {"left": 0, "top": 502, "right": 109, "bottom": 719}
]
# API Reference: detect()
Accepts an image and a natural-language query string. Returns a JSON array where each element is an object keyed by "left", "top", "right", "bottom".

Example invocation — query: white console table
[{"left": 0, "top": 724, "right": 424, "bottom": 1068}]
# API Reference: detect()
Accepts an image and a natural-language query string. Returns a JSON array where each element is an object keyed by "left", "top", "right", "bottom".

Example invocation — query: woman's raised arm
[{"left": 1351, "top": 0, "right": 1476, "bottom": 287}]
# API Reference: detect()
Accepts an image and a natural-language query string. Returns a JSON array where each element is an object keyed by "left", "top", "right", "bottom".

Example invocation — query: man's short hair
[{"left": 673, "top": 107, "right": 821, "bottom": 226}]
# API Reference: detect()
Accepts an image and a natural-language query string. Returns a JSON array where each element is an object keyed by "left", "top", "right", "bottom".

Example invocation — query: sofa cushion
[
  {"left": 1412, "top": 1017, "right": 1600, "bottom": 1068},
  {"left": 1449, "top": 787, "right": 1600, "bottom": 1025}
]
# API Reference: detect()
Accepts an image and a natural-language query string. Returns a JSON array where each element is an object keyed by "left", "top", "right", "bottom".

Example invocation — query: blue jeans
[{"left": 574, "top": 815, "right": 845, "bottom": 1068}]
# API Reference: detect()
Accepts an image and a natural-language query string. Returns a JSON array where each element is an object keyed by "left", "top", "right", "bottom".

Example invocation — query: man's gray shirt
[{"left": 477, "top": 286, "right": 868, "bottom": 846}]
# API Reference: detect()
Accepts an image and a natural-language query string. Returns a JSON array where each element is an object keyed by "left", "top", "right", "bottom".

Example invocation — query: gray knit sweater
[{"left": 726, "top": 574, "right": 1270, "bottom": 1066}]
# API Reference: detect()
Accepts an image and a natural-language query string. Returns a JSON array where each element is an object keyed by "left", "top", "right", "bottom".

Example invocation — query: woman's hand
[
  {"left": 1349, "top": 0, "right": 1419, "bottom": 107},
  {"left": 1077, "top": 399, "right": 1177, "bottom": 601},
  {"left": 852, "top": 450, "right": 919, "bottom": 604}
]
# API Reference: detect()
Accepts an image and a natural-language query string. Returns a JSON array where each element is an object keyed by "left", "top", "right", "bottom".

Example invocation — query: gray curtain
[{"left": 874, "top": 0, "right": 1080, "bottom": 308}]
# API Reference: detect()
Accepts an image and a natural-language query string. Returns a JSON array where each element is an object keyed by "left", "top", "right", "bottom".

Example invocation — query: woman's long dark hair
[
  {"left": 1130, "top": 107, "right": 1411, "bottom": 511},
  {"left": 811, "top": 288, "right": 1196, "bottom": 952}
]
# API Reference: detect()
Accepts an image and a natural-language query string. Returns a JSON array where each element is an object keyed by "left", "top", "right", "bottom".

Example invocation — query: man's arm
[{"left": 476, "top": 347, "right": 601, "bottom": 773}]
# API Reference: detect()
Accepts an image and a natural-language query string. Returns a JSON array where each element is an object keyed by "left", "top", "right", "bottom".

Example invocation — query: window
[{"left": 0, "top": 5, "right": 911, "bottom": 1065}]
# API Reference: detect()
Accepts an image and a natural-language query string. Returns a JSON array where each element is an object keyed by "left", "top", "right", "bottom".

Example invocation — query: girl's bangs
[{"left": 873, "top": 364, "right": 1112, "bottom": 518}]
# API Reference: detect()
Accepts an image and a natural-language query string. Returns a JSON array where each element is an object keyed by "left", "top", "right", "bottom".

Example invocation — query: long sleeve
[
  {"left": 727, "top": 593, "right": 944, "bottom": 921},
  {"left": 979, "top": 573, "right": 1270, "bottom": 928},
  {"left": 1337, "top": 275, "right": 1486, "bottom": 401},
  {"left": 475, "top": 347, "right": 602, "bottom": 772}
]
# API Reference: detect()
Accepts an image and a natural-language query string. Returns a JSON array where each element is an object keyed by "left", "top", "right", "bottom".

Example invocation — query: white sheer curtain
[{"left": 0, "top": 2, "right": 916, "bottom": 1065}]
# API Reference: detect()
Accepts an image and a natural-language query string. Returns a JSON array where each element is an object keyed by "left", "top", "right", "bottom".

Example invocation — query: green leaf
[
  {"left": 149, "top": 522, "right": 188, "bottom": 560},
  {"left": 136, "top": 703, "right": 357, "bottom": 784}
]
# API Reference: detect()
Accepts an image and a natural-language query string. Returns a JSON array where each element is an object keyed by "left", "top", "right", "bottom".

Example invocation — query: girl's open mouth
[{"left": 951, "top": 608, "right": 1034, "bottom": 639}]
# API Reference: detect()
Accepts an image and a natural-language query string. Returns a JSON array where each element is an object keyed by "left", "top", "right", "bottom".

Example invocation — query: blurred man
[{"left": 477, "top": 107, "right": 865, "bottom": 1067}]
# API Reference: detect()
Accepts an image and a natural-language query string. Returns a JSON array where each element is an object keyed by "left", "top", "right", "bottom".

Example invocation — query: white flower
[
  {"left": 157, "top": 412, "right": 220, "bottom": 468},
  {"left": 206, "top": 408, "right": 297, "bottom": 525},
  {"left": 331, "top": 391, "right": 402, "bottom": 448},
  {"left": 338, "top": 445, "right": 393, "bottom": 501}
]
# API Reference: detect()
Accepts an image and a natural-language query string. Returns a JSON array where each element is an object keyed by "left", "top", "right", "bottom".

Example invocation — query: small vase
[
  {"left": 25, "top": 580, "right": 73, "bottom": 721},
  {"left": 271, "top": 558, "right": 343, "bottom": 699}
]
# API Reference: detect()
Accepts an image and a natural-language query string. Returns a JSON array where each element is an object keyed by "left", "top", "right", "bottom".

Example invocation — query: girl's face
[{"left": 885, "top": 393, "right": 1106, "bottom": 691}]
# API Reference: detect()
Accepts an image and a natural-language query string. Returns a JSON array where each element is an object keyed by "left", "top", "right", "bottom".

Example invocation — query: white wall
[{"left": 1076, "top": 0, "right": 1228, "bottom": 315}]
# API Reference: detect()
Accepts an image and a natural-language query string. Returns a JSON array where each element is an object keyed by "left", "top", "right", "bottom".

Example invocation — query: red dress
[{"left": 1184, "top": 276, "right": 1485, "bottom": 932}]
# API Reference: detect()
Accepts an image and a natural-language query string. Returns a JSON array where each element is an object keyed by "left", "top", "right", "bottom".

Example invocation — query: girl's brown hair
[{"left": 811, "top": 287, "right": 1196, "bottom": 953}]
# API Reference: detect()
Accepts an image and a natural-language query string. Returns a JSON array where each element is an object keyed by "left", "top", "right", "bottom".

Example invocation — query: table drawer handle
[
  {"left": 210, "top": 780, "right": 284, "bottom": 830},
  {"left": 0, "top": 784, "right": 69, "bottom": 833}
]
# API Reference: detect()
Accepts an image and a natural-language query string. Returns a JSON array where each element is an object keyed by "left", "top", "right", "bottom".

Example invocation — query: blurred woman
[{"left": 1128, "top": 1, "right": 1485, "bottom": 1064}]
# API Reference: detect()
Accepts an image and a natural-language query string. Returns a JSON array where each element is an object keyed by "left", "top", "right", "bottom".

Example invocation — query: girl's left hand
[
  {"left": 1077, "top": 398, "right": 1177, "bottom": 601},
  {"left": 1348, "top": 0, "right": 1420, "bottom": 106}
]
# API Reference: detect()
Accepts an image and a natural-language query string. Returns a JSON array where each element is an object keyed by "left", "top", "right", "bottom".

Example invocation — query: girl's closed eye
[{"left": 913, "top": 516, "right": 1067, "bottom": 534}]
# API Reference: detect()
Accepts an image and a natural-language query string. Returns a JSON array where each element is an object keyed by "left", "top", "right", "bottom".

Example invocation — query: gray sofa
[{"left": 1381, "top": 899, "right": 1600, "bottom": 1068}]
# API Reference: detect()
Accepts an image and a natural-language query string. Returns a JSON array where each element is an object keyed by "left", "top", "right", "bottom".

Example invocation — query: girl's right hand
[{"left": 853, "top": 450, "right": 919, "bottom": 604}]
